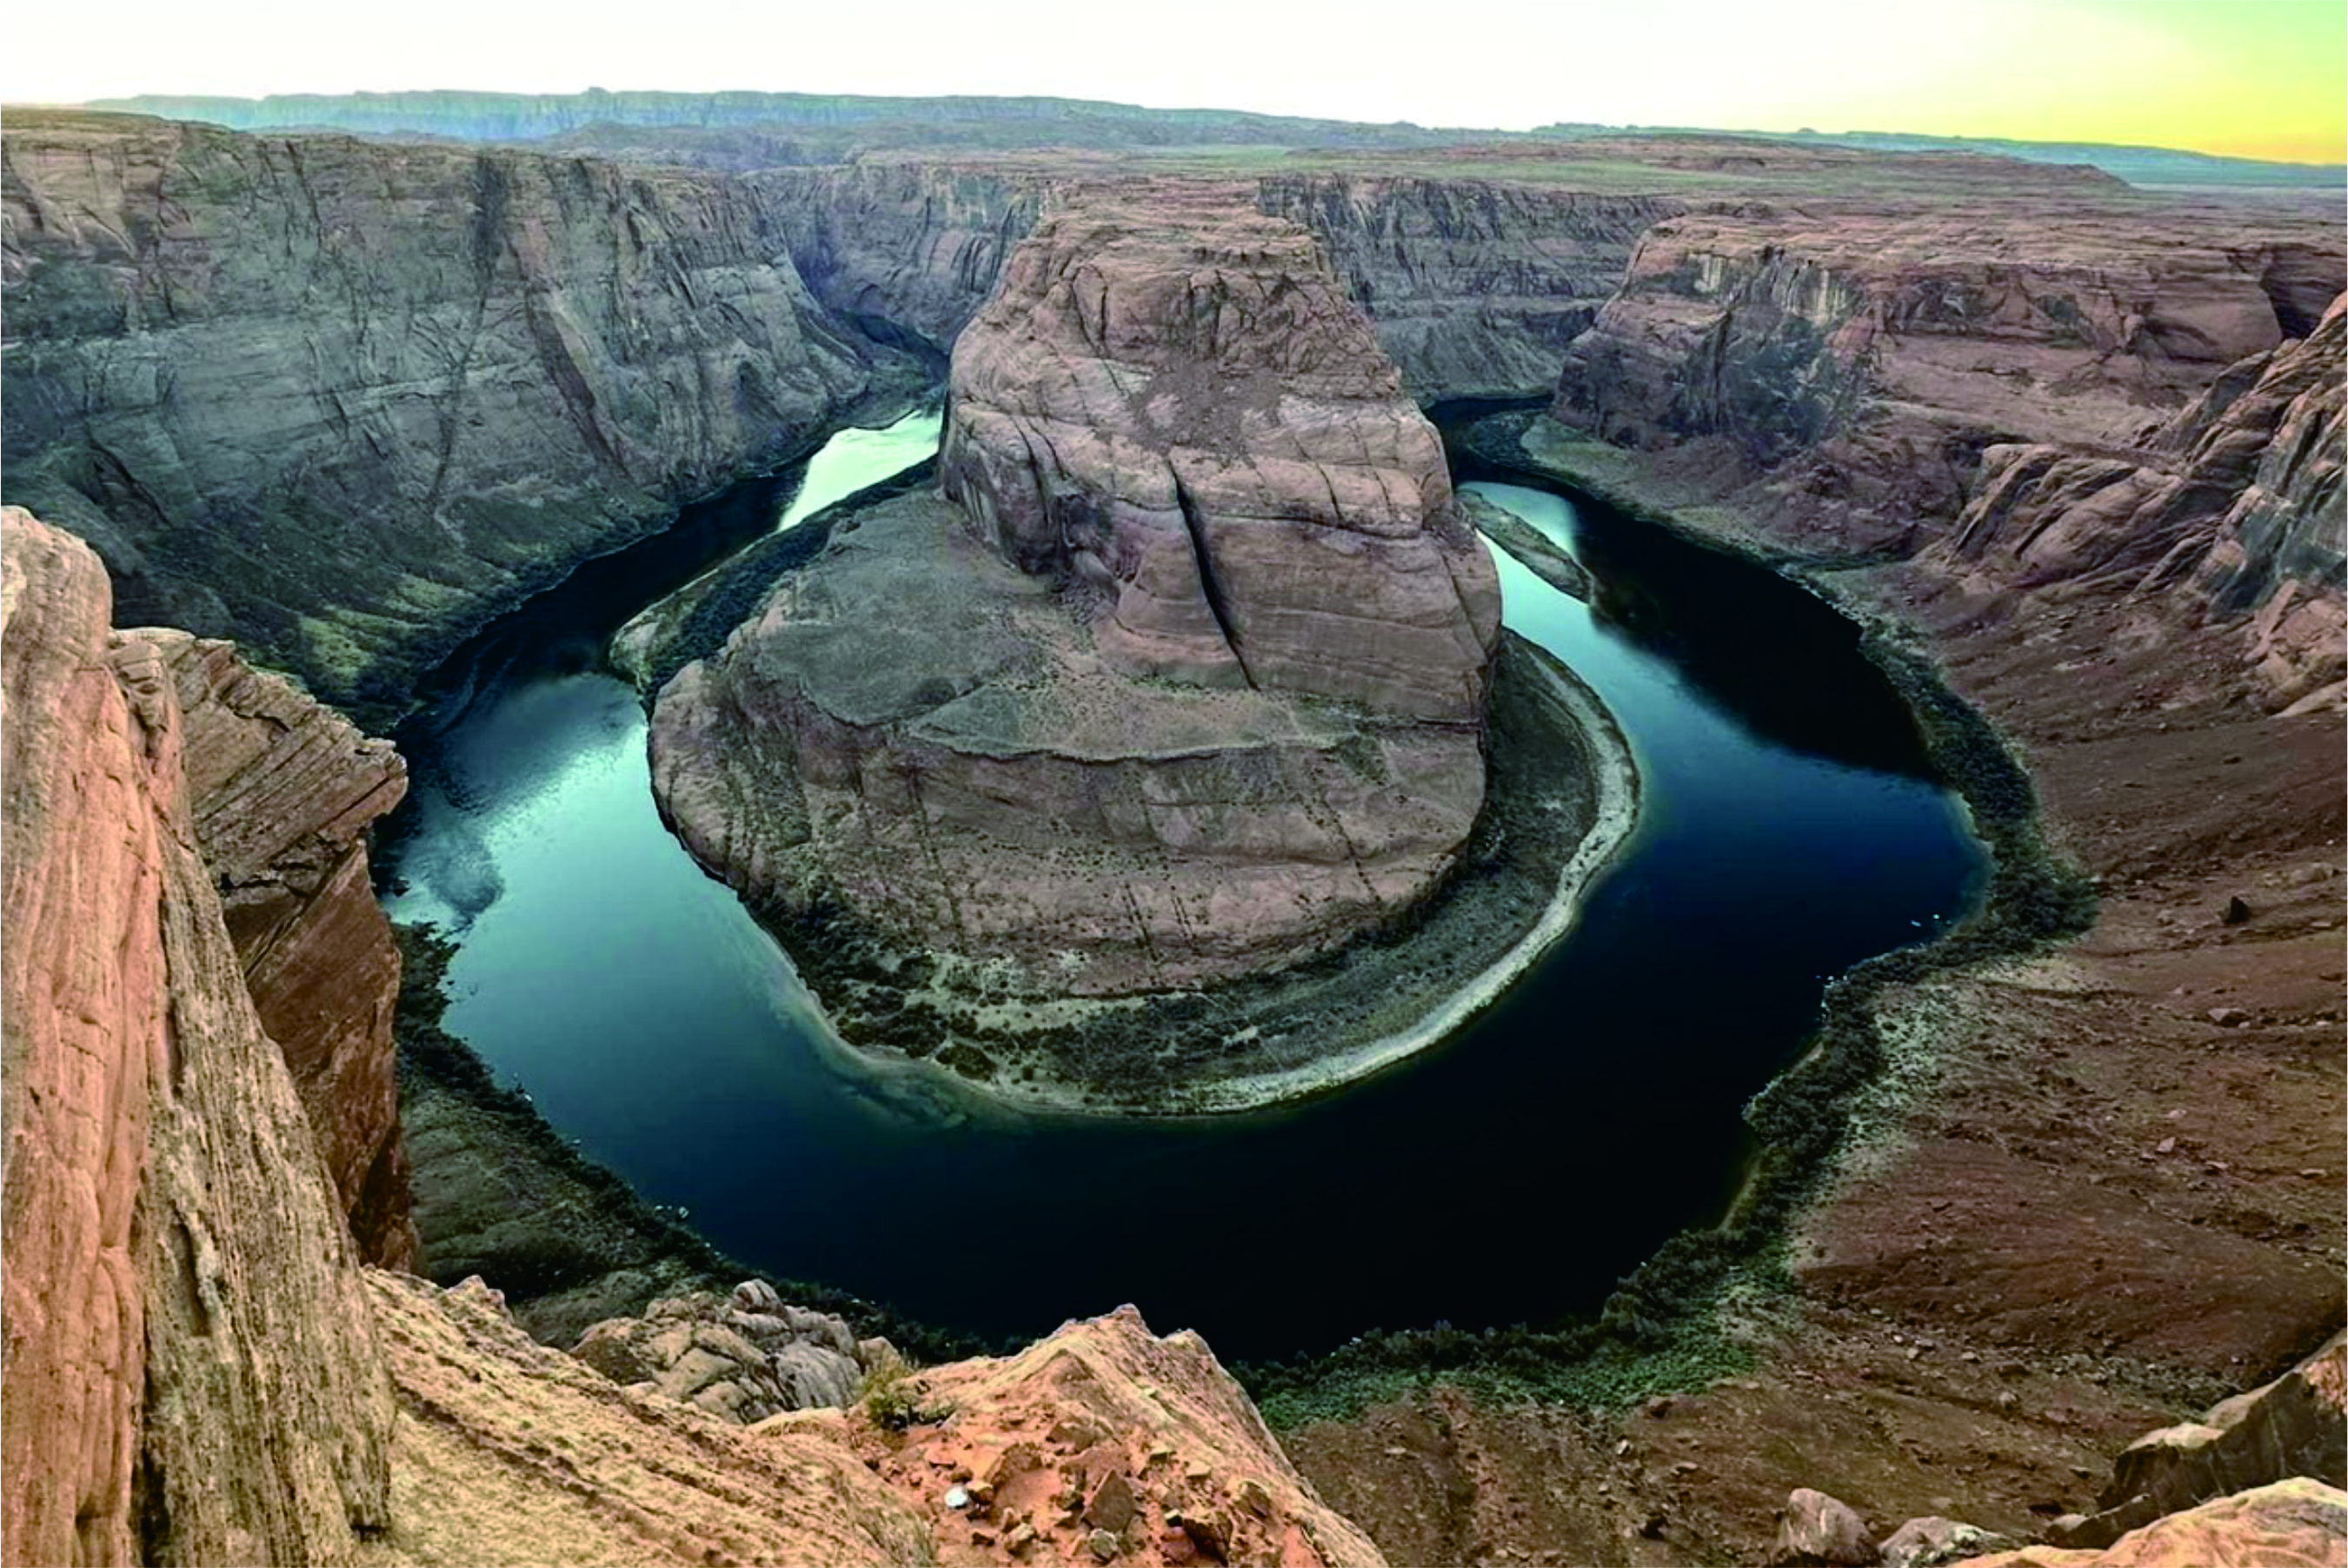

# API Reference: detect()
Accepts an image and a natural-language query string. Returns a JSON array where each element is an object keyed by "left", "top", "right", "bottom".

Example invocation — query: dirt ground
[{"left": 1280, "top": 561, "right": 2345, "bottom": 1565}]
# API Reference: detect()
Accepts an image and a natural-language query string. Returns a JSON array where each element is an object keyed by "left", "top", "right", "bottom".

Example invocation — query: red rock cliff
[{"left": 2, "top": 507, "right": 395, "bottom": 1566}]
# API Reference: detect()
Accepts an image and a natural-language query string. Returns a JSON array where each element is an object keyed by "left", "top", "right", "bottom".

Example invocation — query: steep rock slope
[
  {"left": 1944, "top": 292, "right": 2345, "bottom": 708},
  {"left": 1257, "top": 175, "right": 1683, "bottom": 399},
  {"left": 1550, "top": 208, "right": 2339, "bottom": 555},
  {"left": 142, "top": 629, "right": 419, "bottom": 1266},
  {"left": 654, "top": 196, "right": 1500, "bottom": 1000},
  {"left": 2, "top": 508, "right": 394, "bottom": 1566},
  {"left": 939, "top": 193, "right": 1500, "bottom": 721},
  {"left": 1, "top": 110, "right": 921, "bottom": 715},
  {"left": 3, "top": 504, "right": 1381, "bottom": 1568}
]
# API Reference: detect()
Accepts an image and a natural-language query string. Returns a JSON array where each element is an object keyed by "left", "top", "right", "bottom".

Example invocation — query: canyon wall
[
  {"left": 2, "top": 508, "right": 395, "bottom": 1566},
  {"left": 3, "top": 113, "right": 1715, "bottom": 727},
  {"left": 1257, "top": 175, "right": 1683, "bottom": 400},
  {"left": 147, "top": 630, "right": 419, "bottom": 1266},
  {"left": 1544, "top": 203, "right": 2345, "bottom": 700},
  {"left": 1, "top": 110, "right": 923, "bottom": 716},
  {"left": 654, "top": 196, "right": 1500, "bottom": 998},
  {"left": 1945, "top": 293, "right": 2345, "bottom": 708}
]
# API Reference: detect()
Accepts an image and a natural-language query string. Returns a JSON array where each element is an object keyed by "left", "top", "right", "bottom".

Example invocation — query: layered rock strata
[
  {"left": 1551, "top": 210, "right": 2340, "bottom": 557},
  {"left": 143, "top": 629, "right": 419, "bottom": 1265},
  {"left": 1944, "top": 292, "right": 2345, "bottom": 708},
  {"left": 2, "top": 507, "right": 394, "bottom": 1566},
  {"left": 1257, "top": 175, "right": 1683, "bottom": 399},
  {"left": 655, "top": 198, "right": 1500, "bottom": 999},
  {"left": 1, "top": 110, "right": 923, "bottom": 714}
]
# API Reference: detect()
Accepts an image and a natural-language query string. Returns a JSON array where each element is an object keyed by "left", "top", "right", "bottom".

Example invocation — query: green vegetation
[{"left": 855, "top": 1344, "right": 954, "bottom": 1432}]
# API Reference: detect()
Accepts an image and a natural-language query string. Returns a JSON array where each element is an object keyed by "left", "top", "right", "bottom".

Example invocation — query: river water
[{"left": 377, "top": 412, "right": 1984, "bottom": 1361}]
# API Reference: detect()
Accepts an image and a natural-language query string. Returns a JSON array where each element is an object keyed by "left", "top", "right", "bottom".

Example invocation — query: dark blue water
[{"left": 377, "top": 418, "right": 1985, "bottom": 1361}]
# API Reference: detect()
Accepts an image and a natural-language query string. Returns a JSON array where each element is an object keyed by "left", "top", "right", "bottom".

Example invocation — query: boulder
[
  {"left": 1777, "top": 1487, "right": 1879, "bottom": 1565},
  {"left": 567, "top": 1283, "right": 864, "bottom": 1423},
  {"left": 1879, "top": 1515, "right": 2016, "bottom": 1567}
]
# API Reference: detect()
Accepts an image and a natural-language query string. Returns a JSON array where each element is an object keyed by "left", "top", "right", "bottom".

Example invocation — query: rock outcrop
[
  {"left": 939, "top": 193, "right": 1500, "bottom": 722},
  {"left": 2, "top": 507, "right": 394, "bottom": 1566},
  {"left": 869, "top": 1304, "right": 1384, "bottom": 1568},
  {"left": 570, "top": 1279, "right": 873, "bottom": 1421},
  {"left": 2048, "top": 1331, "right": 2346, "bottom": 1551},
  {"left": 1944, "top": 292, "right": 2345, "bottom": 708},
  {"left": 655, "top": 196, "right": 1500, "bottom": 1000},
  {"left": 141, "top": 629, "right": 418, "bottom": 1266},
  {"left": 1958, "top": 1478, "right": 2346, "bottom": 1566}
]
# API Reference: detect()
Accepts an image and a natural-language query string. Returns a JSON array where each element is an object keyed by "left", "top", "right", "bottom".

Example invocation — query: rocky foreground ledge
[{"left": 649, "top": 192, "right": 1633, "bottom": 1112}]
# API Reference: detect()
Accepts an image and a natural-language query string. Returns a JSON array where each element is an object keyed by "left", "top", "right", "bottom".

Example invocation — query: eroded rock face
[
  {"left": 1959, "top": 1478, "right": 2346, "bottom": 1567},
  {"left": 1, "top": 110, "right": 921, "bottom": 714},
  {"left": 139, "top": 629, "right": 419, "bottom": 1266},
  {"left": 2047, "top": 1331, "right": 2346, "bottom": 1551},
  {"left": 1257, "top": 176, "right": 1685, "bottom": 399},
  {"left": 655, "top": 198, "right": 1499, "bottom": 997},
  {"left": 1945, "top": 293, "right": 2345, "bottom": 708},
  {"left": 872, "top": 1305, "right": 1385, "bottom": 1567},
  {"left": 940, "top": 193, "right": 1500, "bottom": 723},
  {"left": 2, "top": 507, "right": 394, "bottom": 1566},
  {"left": 1551, "top": 210, "right": 2339, "bottom": 558}
]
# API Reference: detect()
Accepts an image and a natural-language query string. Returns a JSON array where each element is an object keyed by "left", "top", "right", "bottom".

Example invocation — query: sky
[{"left": 4, "top": 0, "right": 2342, "bottom": 164}]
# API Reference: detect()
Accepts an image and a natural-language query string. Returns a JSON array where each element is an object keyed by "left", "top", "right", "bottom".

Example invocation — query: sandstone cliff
[
  {"left": 1944, "top": 292, "right": 2345, "bottom": 708},
  {"left": 140, "top": 629, "right": 420, "bottom": 1266},
  {"left": 1257, "top": 175, "right": 1683, "bottom": 401},
  {"left": 938, "top": 193, "right": 1500, "bottom": 721},
  {"left": 2, "top": 508, "right": 394, "bottom": 1566},
  {"left": 1, "top": 110, "right": 925, "bottom": 716},
  {"left": 653, "top": 196, "right": 1500, "bottom": 1006},
  {"left": 1550, "top": 209, "right": 2337, "bottom": 557}
]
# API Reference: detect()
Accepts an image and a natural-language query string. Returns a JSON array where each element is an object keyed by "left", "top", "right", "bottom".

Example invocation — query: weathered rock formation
[
  {"left": 1257, "top": 175, "right": 1683, "bottom": 400},
  {"left": 938, "top": 194, "right": 1500, "bottom": 721},
  {"left": 143, "top": 630, "right": 419, "bottom": 1266},
  {"left": 2, "top": 507, "right": 394, "bottom": 1566},
  {"left": 1959, "top": 1478, "right": 2346, "bottom": 1566},
  {"left": 2049, "top": 1331, "right": 2346, "bottom": 1551},
  {"left": 1945, "top": 292, "right": 2345, "bottom": 708},
  {"left": 1, "top": 110, "right": 927, "bottom": 714},
  {"left": 1552, "top": 209, "right": 2338, "bottom": 558},
  {"left": 868, "top": 1303, "right": 1384, "bottom": 1567},
  {"left": 655, "top": 197, "right": 1500, "bottom": 999},
  {"left": 570, "top": 1279, "right": 873, "bottom": 1421}
]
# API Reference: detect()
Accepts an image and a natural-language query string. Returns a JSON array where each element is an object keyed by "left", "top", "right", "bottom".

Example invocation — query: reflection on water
[{"left": 377, "top": 417, "right": 1985, "bottom": 1361}]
